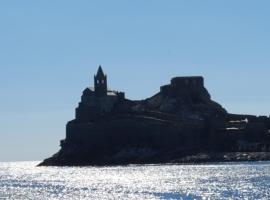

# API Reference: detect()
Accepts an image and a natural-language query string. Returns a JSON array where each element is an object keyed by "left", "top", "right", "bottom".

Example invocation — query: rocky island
[{"left": 39, "top": 66, "right": 270, "bottom": 166}]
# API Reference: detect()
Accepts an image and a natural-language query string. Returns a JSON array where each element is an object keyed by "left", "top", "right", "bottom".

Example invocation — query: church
[{"left": 75, "top": 66, "right": 125, "bottom": 122}]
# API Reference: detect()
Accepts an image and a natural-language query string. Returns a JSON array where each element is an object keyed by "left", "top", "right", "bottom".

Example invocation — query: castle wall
[
  {"left": 75, "top": 105, "right": 99, "bottom": 122},
  {"left": 160, "top": 85, "right": 171, "bottom": 95},
  {"left": 76, "top": 92, "right": 120, "bottom": 122},
  {"left": 160, "top": 77, "right": 206, "bottom": 98},
  {"left": 171, "top": 77, "right": 204, "bottom": 88},
  {"left": 65, "top": 116, "right": 204, "bottom": 152},
  {"left": 81, "top": 95, "right": 97, "bottom": 107}
]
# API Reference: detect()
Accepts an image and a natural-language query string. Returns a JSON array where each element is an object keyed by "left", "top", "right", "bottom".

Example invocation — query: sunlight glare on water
[{"left": 0, "top": 161, "right": 270, "bottom": 199}]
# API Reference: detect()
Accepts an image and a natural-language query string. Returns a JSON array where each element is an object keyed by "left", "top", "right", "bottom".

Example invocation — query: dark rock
[{"left": 38, "top": 67, "right": 270, "bottom": 166}]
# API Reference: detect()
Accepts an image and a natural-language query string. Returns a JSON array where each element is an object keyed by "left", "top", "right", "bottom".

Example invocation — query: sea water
[{"left": 0, "top": 161, "right": 270, "bottom": 200}]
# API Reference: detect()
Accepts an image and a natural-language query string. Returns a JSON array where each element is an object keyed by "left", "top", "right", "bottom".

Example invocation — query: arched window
[
  {"left": 97, "top": 80, "right": 99, "bottom": 84},
  {"left": 102, "top": 79, "right": 104, "bottom": 84}
]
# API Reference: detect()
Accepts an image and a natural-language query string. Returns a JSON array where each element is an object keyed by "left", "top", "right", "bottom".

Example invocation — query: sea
[{"left": 0, "top": 161, "right": 270, "bottom": 200}]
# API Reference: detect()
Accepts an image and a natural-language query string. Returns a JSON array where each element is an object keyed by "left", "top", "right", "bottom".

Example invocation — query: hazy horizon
[{"left": 1, "top": 0, "right": 270, "bottom": 162}]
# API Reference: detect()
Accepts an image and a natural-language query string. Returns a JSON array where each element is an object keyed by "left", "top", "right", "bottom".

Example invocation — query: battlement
[
  {"left": 160, "top": 76, "right": 204, "bottom": 95},
  {"left": 171, "top": 76, "right": 204, "bottom": 87}
]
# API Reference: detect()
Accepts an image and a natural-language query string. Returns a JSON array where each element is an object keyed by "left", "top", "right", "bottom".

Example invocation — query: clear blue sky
[{"left": 0, "top": 1, "right": 269, "bottom": 162}]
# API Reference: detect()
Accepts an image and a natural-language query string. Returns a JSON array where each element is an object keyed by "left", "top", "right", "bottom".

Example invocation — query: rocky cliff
[{"left": 39, "top": 74, "right": 270, "bottom": 166}]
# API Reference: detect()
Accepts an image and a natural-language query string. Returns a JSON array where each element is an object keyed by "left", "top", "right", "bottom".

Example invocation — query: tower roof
[{"left": 96, "top": 65, "right": 105, "bottom": 78}]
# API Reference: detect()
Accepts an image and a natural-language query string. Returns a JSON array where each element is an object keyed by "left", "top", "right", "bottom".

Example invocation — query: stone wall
[
  {"left": 171, "top": 77, "right": 204, "bottom": 88},
  {"left": 65, "top": 116, "right": 205, "bottom": 154},
  {"left": 75, "top": 88, "right": 121, "bottom": 122},
  {"left": 160, "top": 76, "right": 208, "bottom": 98}
]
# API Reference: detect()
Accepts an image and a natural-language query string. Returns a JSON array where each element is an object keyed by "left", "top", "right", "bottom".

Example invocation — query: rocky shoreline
[
  {"left": 175, "top": 152, "right": 270, "bottom": 164},
  {"left": 39, "top": 151, "right": 270, "bottom": 166}
]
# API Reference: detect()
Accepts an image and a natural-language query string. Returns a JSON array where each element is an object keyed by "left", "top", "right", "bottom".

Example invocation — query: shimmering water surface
[{"left": 0, "top": 161, "right": 270, "bottom": 199}]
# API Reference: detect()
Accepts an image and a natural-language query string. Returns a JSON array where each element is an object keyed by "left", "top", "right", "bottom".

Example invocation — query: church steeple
[
  {"left": 94, "top": 65, "right": 107, "bottom": 97},
  {"left": 96, "top": 65, "right": 105, "bottom": 78}
]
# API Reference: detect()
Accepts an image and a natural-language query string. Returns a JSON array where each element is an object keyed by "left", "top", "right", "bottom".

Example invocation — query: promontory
[{"left": 39, "top": 66, "right": 270, "bottom": 166}]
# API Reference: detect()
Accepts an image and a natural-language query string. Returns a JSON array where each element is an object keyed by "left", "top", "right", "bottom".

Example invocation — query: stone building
[
  {"left": 75, "top": 66, "right": 125, "bottom": 122},
  {"left": 160, "top": 76, "right": 207, "bottom": 98}
]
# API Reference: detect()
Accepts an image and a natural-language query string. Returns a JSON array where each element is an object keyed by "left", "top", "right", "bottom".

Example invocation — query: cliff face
[{"left": 39, "top": 74, "right": 270, "bottom": 166}]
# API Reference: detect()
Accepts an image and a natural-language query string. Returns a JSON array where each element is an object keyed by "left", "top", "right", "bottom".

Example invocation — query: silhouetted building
[
  {"left": 75, "top": 66, "right": 125, "bottom": 122},
  {"left": 39, "top": 66, "right": 270, "bottom": 166},
  {"left": 94, "top": 66, "right": 107, "bottom": 97}
]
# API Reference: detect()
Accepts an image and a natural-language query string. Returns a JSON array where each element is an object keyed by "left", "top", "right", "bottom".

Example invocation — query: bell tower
[{"left": 94, "top": 66, "right": 107, "bottom": 97}]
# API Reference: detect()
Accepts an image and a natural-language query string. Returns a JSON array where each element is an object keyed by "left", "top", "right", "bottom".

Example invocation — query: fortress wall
[
  {"left": 66, "top": 122, "right": 110, "bottom": 149},
  {"left": 160, "top": 85, "right": 171, "bottom": 94},
  {"left": 228, "top": 114, "right": 270, "bottom": 124},
  {"left": 171, "top": 77, "right": 204, "bottom": 88},
  {"left": 65, "top": 117, "right": 204, "bottom": 151},
  {"left": 75, "top": 106, "right": 99, "bottom": 122},
  {"left": 160, "top": 77, "right": 205, "bottom": 97},
  {"left": 76, "top": 95, "right": 120, "bottom": 122},
  {"left": 81, "top": 95, "right": 97, "bottom": 106}
]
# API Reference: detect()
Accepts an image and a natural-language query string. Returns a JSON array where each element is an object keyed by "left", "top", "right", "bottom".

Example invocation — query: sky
[{"left": 0, "top": 0, "right": 270, "bottom": 162}]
